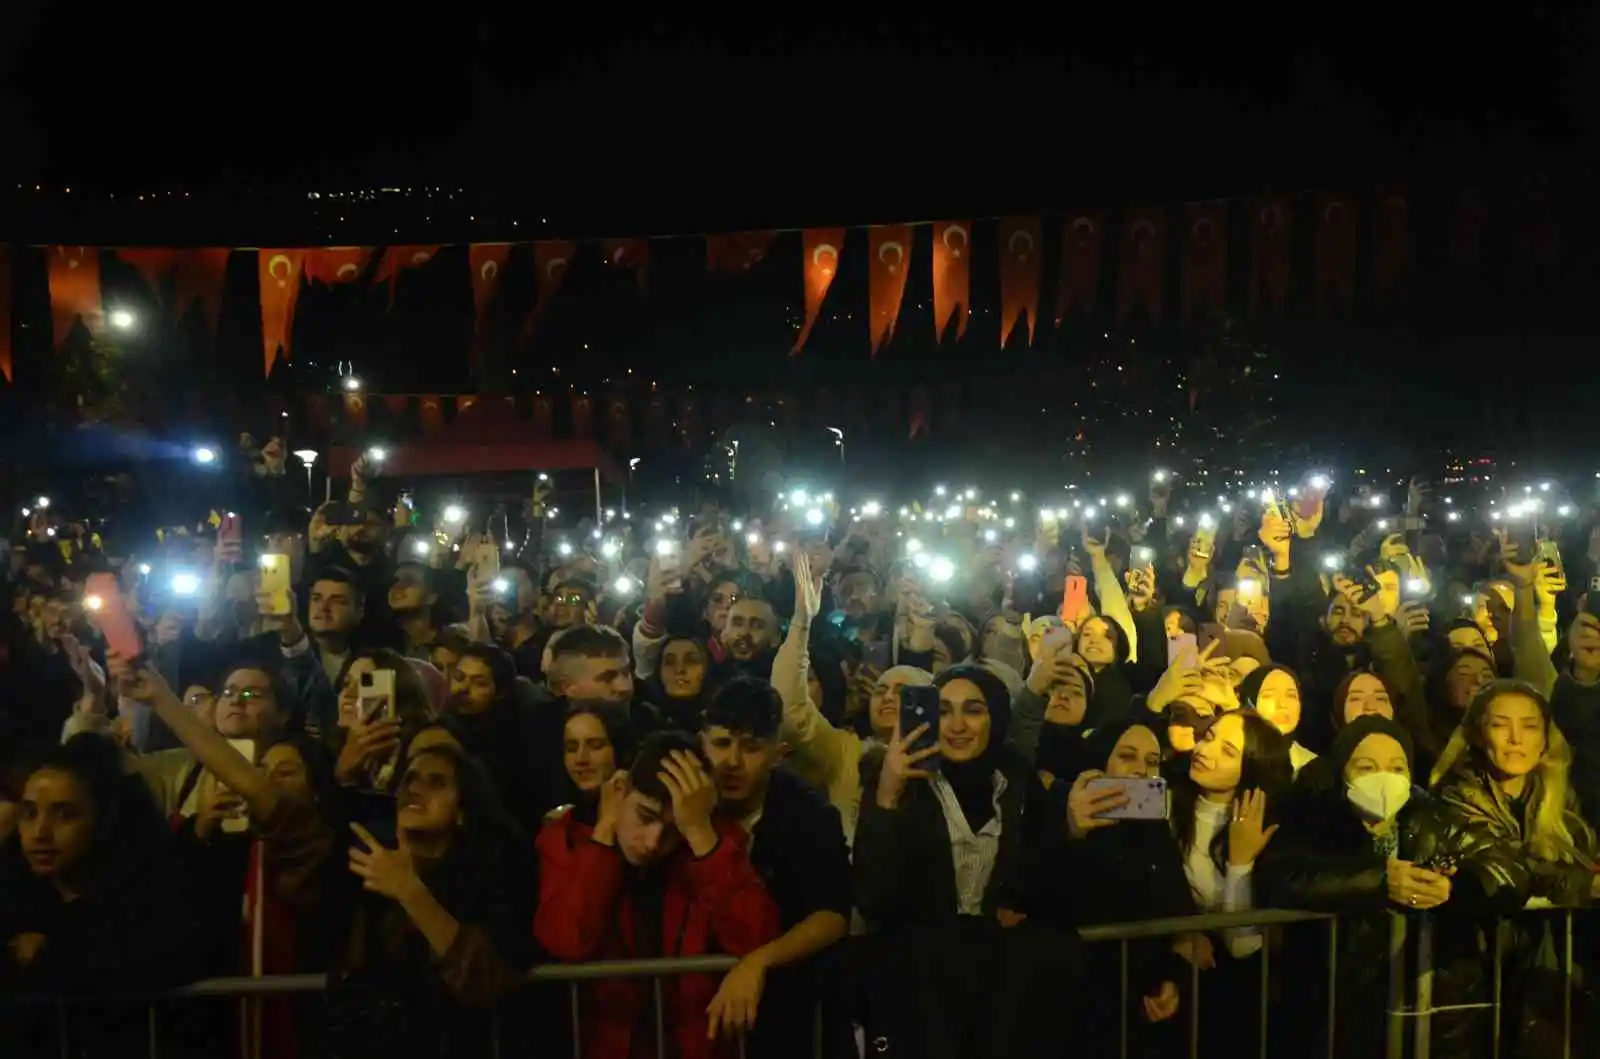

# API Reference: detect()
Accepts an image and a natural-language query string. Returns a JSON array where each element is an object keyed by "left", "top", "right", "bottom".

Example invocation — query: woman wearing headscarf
[
  {"left": 852, "top": 663, "right": 1080, "bottom": 1059},
  {"left": 1028, "top": 719, "right": 1193, "bottom": 1056},
  {"left": 644, "top": 635, "right": 714, "bottom": 730},
  {"left": 1262, "top": 715, "right": 1523, "bottom": 1059},
  {"left": 1295, "top": 669, "right": 1404, "bottom": 794},
  {"left": 1238, "top": 664, "right": 1317, "bottom": 774}
]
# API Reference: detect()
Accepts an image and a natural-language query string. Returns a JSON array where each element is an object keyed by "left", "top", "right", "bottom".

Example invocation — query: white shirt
[
  {"left": 929, "top": 770, "right": 1007, "bottom": 916},
  {"left": 1184, "top": 798, "right": 1262, "bottom": 958}
]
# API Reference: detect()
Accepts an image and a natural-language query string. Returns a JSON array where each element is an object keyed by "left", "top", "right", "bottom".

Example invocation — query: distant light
[
  {"left": 35, "top": 495, "right": 50, "bottom": 509},
  {"left": 442, "top": 504, "right": 466, "bottom": 524},
  {"left": 170, "top": 572, "right": 201, "bottom": 596},
  {"left": 933, "top": 485, "right": 947, "bottom": 496},
  {"left": 137, "top": 563, "right": 151, "bottom": 576},
  {"left": 983, "top": 529, "right": 998, "bottom": 543},
  {"left": 366, "top": 446, "right": 387, "bottom": 463},
  {"left": 556, "top": 541, "right": 573, "bottom": 557},
  {"left": 108, "top": 308, "right": 137, "bottom": 330},
  {"left": 730, "top": 519, "right": 744, "bottom": 531},
  {"left": 1018, "top": 554, "right": 1038, "bottom": 572},
  {"left": 1114, "top": 494, "right": 1130, "bottom": 508},
  {"left": 1406, "top": 578, "right": 1426, "bottom": 595},
  {"left": 342, "top": 376, "right": 362, "bottom": 392},
  {"left": 1447, "top": 511, "right": 1461, "bottom": 522},
  {"left": 805, "top": 508, "right": 825, "bottom": 526},
  {"left": 612, "top": 576, "right": 636, "bottom": 595},
  {"left": 412, "top": 539, "right": 431, "bottom": 557},
  {"left": 192, "top": 446, "right": 216, "bottom": 465},
  {"left": 789, "top": 489, "right": 809, "bottom": 506},
  {"left": 293, "top": 449, "right": 318, "bottom": 466},
  {"left": 1558, "top": 505, "right": 1573, "bottom": 517},
  {"left": 861, "top": 501, "right": 882, "bottom": 518},
  {"left": 905, "top": 538, "right": 923, "bottom": 553},
  {"left": 1010, "top": 491, "right": 1022, "bottom": 502},
  {"left": 537, "top": 473, "right": 549, "bottom": 482},
  {"left": 964, "top": 488, "right": 977, "bottom": 500},
  {"left": 601, "top": 540, "right": 620, "bottom": 558},
  {"left": 929, "top": 557, "right": 956, "bottom": 583}
]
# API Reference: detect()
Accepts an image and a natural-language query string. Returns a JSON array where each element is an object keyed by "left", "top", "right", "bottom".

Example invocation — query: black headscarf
[
  {"left": 1327, "top": 713, "right": 1416, "bottom": 781},
  {"left": 933, "top": 664, "right": 1012, "bottom": 832},
  {"left": 1035, "top": 660, "right": 1098, "bottom": 781}
]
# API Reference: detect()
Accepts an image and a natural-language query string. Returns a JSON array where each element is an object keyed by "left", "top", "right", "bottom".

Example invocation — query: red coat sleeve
[
  {"left": 683, "top": 822, "right": 782, "bottom": 957},
  {"left": 533, "top": 813, "right": 627, "bottom": 961}
]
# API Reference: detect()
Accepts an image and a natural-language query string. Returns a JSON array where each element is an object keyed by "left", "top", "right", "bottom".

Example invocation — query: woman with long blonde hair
[{"left": 1431, "top": 679, "right": 1598, "bottom": 903}]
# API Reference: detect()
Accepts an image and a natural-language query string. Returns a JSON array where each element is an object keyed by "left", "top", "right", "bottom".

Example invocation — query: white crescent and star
[
  {"left": 1008, "top": 228, "right": 1035, "bottom": 262},
  {"left": 813, "top": 244, "right": 838, "bottom": 277},
  {"left": 546, "top": 258, "right": 568, "bottom": 279},
  {"left": 268, "top": 254, "right": 294, "bottom": 285},
  {"left": 1070, "top": 217, "right": 1097, "bottom": 250},
  {"left": 480, "top": 260, "right": 499, "bottom": 282},
  {"left": 878, "top": 240, "right": 905, "bottom": 274},
  {"left": 410, "top": 251, "right": 433, "bottom": 265},
  {"left": 336, "top": 263, "right": 359, "bottom": 279},
  {"left": 1130, "top": 219, "right": 1156, "bottom": 254},
  {"left": 942, "top": 224, "right": 969, "bottom": 259}
]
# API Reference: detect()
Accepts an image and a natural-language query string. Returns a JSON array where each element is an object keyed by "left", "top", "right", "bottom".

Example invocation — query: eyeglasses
[
  {"left": 220, "top": 687, "right": 271, "bottom": 703},
  {"left": 710, "top": 591, "right": 741, "bottom": 606},
  {"left": 554, "top": 593, "right": 586, "bottom": 606},
  {"left": 184, "top": 691, "right": 215, "bottom": 707}
]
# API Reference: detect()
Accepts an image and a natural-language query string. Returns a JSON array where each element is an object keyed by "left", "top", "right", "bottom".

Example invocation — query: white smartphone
[
  {"left": 358, "top": 669, "right": 396, "bottom": 722},
  {"left": 219, "top": 738, "right": 256, "bottom": 833},
  {"left": 258, "top": 553, "right": 292, "bottom": 616}
]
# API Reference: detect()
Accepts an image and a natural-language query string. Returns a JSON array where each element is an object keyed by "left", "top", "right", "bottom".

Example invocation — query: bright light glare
[
  {"left": 613, "top": 576, "right": 636, "bottom": 595},
  {"left": 1309, "top": 474, "right": 1330, "bottom": 491},
  {"left": 170, "top": 572, "right": 201, "bottom": 596},
  {"left": 655, "top": 539, "right": 677, "bottom": 556},
  {"left": 1406, "top": 578, "right": 1426, "bottom": 595},
  {"left": 342, "top": 376, "right": 362, "bottom": 392},
  {"left": 805, "top": 508, "right": 825, "bottom": 526},
  {"left": 905, "top": 538, "right": 923, "bottom": 553},
  {"left": 412, "top": 539, "right": 431, "bottom": 557},
  {"left": 85, "top": 594, "right": 104, "bottom": 612},
  {"left": 983, "top": 529, "right": 998, "bottom": 543},
  {"left": 911, "top": 551, "right": 931, "bottom": 569},
  {"left": 1322, "top": 554, "right": 1341, "bottom": 570},
  {"left": 192, "top": 446, "right": 216, "bottom": 465},
  {"left": 933, "top": 485, "right": 947, "bottom": 496},
  {"left": 556, "top": 542, "right": 573, "bottom": 557},
  {"left": 944, "top": 504, "right": 961, "bottom": 520},
  {"left": 1114, "top": 494, "right": 1130, "bottom": 508},
  {"left": 109, "top": 308, "right": 136, "bottom": 330},
  {"left": 366, "top": 446, "right": 387, "bottom": 462},
  {"left": 929, "top": 557, "right": 956, "bottom": 583},
  {"left": 861, "top": 501, "right": 882, "bottom": 518},
  {"left": 137, "top": 563, "right": 151, "bottom": 576},
  {"left": 746, "top": 532, "right": 761, "bottom": 545},
  {"left": 601, "top": 540, "right": 620, "bottom": 559},
  {"left": 491, "top": 577, "right": 510, "bottom": 594},
  {"left": 789, "top": 489, "right": 809, "bottom": 506},
  {"left": 1018, "top": 554, "right": 1038, "bottom": 572},
  {"left": 442, "top": 504, "right": 466, "bottom": 524}
]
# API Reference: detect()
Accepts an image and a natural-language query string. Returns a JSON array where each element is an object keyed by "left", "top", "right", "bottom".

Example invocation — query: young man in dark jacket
[{"left": 698, "top": 677, "right": 852, "bottom": 1058}]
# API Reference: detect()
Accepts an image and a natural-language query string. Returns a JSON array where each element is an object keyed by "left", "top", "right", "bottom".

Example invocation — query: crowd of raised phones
[{"left": 3, "top": 459, "right": 1599, "bottom": 1059}]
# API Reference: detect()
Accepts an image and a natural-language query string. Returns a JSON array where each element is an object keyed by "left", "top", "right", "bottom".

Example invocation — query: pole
[{"left": 593, "top": 468, "right": 602, "bottom": 525}]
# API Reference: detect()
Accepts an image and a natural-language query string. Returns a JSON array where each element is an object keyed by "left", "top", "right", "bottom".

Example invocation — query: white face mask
[{"left": 1346, "top": 771, "right": 1412, "bottom": 820}]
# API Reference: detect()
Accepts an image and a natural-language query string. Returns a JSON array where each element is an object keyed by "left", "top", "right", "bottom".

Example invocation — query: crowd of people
[{"left": 2, "top": 446, "right": 1599, "bottom": 1059}]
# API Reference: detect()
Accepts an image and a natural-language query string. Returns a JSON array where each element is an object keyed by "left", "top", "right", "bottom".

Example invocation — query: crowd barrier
[{"left": 10, "top": 908, "right": 1586, "bottom": 1059}]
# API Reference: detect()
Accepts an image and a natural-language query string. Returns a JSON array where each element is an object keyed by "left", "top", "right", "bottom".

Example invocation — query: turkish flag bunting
[
  {"left": 605, "top": 395, "right": 631, "bottom": 450},
  {"left": 468, "top": 244, "right": 512, "bottom": 380},
  {"left": 119, "top": 249, "right": 179, "bottom": 300},
  {"left": 0, "top": 247, "right": 11, "bottom": 383},
  {"left": 531, "top": 393, "right": 554, "bottom": 439},
  {"left": 457, "top": 395, "right": 479, "bottom": 416},
  {"left": 1249, "top": 197, "right": 1291, "bottom": 317},
  {"left": 373, "top": 246, "right": 441, "bottom": 307},
  {"left": 1179, "top": 202, "right": 1228, "bottom": 321},
  {"left": 705, "top": 231, "right": 776, "bottom": 273},
  {"left": 305, "top": 248, "right": 375, "bottom": 285},
  {"left": 792, "top": 228, "right": 846, "bottom": 356},
  {"left": 523, "top": 241, "right": 578, "bottom": 341},
  {"left": 601, "top": 238, "right": 649, "bottom": 291},
  {"left": 867, "top": 224, "right": 913, "bottom": 357},
  {"left": 998, "top": 216, "right": 1043, "bottom": 347},
  {"left": 175, "top": 249, "right": 230, "bottom": 332},
  {"left": 304, "top": 393, "right": 330, "bottom": 431},
  {"left": 1055, "top": 212, "right": 1104, "bottom": 323},
  {"left": 931, "top": 221, "right": 971, "bottom": 343},
  {"left": 382, "top": 394, "right": 409, "bottom": 419},
  {"left": 257, "top": 250, "right": 305, "bottom": 377},
  {"left": 418, "top": 395, "right": 445, "bottom": 433},
  {"left": 46, "top": 246, "right": 102, "bottom": 350},
  {"left": 343, "top": 393, "right": 367, "bottom": 427},
  {"left": 1314, "top": 193, "right": 1359, "bottom": 314},
  {"left": 571, "top": 393, "right": 595, "bottom": 439},
  {"left": 1116, "top": 207, "right": 1166, "bottom": 321},
  {"left": 1372, "top": 188, "right": 1413, "bottom": 302}
]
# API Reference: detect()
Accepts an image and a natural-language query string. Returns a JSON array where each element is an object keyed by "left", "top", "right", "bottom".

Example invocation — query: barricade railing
[{"left": 9, "top": 907, "right": 1585, "bottom": 1059}]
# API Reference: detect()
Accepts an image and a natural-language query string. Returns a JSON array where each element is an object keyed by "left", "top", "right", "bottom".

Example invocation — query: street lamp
[
  {"left": 294, "top": 449, "right": 318, "bottom": 498},
  {"left": 342, "top": 376, "right": 362, "bottom": 392},
  {"left": 108, "top": 308, "right": 137, "bottom": 331},
  {"left": 826, "top": 426, "right": 844, "bottom": 463}
]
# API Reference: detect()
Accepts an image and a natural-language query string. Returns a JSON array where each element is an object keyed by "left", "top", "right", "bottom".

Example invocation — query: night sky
[{"left": 0, "top": 12, "right": 1596, "bottom": 472}]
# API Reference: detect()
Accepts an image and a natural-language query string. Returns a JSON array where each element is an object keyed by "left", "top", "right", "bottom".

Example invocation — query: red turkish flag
[
  {"left": 258, "top": 250, "right": 304, "bottom": 377},
  {"left": 867, "top": 225, "right": 913, "bottom": 357},
  {"left": 343, "top": 393, "right": 367, "bottom": 427},
  {"left": 1249, "top": 197, "right": 1291, "bottom": 317},
  {"left": 305, "top": 247, "right": 375, "bottom": 285},
  {"left": 373, "top": 246, "right": 440, "bottom": 307},
  {"left": 418, "top": 395, "right": 445, "bottom": 433},
  {"left": 468, "top": 244, "right": 512, "bottom": 379},
  {"left": 119, "top": 249, "right": 178, "bottom": 300},
  {"left": 531, "top": 393, "right": 554, "bottom": 438},
  {"left": 1314, "top": 193, "right": 1359, "bottom": 315},
  {"left": 303, "top": 393, "right": 331, "bottom": 431},
  {"left": 47, "top": 246, "right": 102, "bottom": 350},
  {"left": 1117, "top": 207, "right": 1166, "bottom": 321},
  {"left": 793, "top": 228, "right": 846, "bottom": 356},
  {"left": 931, "top": 221, "right": 971, "bottom": 343},
  {"left": 522, "top": 241, "right": 577, "bottom": 341},
  {"left": 382, "top": 395, "right": 410, "bottom": 420},
  {"left": 0, "top": 247, "right": 11, "bottom": 382},
  {"left": 601, "top": 238, "right": 649, "bottom": 291},
  {"left": 1372, "top": 188, "right": 1413, "bottom": 302},
  {"left": 572, "top": 393, "right": 596, "bottom": 440},
  {"left": 1179, "top": 202, "right": 1228, "bottom": 321},
  {"left": 605, "top": 394, "right": 631, "bottom": 451},
  {"left": 175, "top": 249, "right": 230, "bottom": 332},
  {"left": 706, "top": 231, "right": 775, "bottom": 273},
  {"left": 998, "top": 216, "right": 1042, "bottom": 347},
  {"left": 1055, "top": 213, "right": 1104, "bottom": 323}
]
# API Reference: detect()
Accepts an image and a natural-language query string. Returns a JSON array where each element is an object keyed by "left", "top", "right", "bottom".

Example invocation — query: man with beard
[
  {"left": 717, "top": 597, "right": 780, "bottom": 681},
  {"left": 442, "top": 642, "right": 552, "bottom": 828},
  {"left": 698, "top": 678, "right": 850, "bottom": 1057}
]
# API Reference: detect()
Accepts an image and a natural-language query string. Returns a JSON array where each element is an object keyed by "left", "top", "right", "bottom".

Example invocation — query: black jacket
[{"left": 854, "top": 744, "right": 1053, "bottom": 929}]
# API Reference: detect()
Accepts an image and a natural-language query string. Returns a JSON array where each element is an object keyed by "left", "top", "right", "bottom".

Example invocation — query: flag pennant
[
  {"left": 867, "top": 225, "right": 913, "bottom": 357},
  {"left": 792, "top": 228, "right": 846, "bottom": 356},
  {"left": 931, "top": 221, "right": 971, "bottom": 343},
  {"left": 998, "top": 216, "right": 1042, "bottom": 347},
  {"left": 47, "top": 246, "right": 103, "bottom": 350}
]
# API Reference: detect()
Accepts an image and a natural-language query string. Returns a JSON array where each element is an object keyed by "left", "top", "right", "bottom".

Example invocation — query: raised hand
[
  {"left": 1227, "top": 789, "right": 1278, "bottom": 867},
  {"left": 876, "top": 720, "right": 939, "bottom": 810},
  {"left": 792, "top": 550, "right": 822, "bottom": 627},
  {"left": 1066, "top": 770, "right": 1127, "bottom": 838},
  {"left": 348, "top": 822, "right": 424, "bottom": 901}
]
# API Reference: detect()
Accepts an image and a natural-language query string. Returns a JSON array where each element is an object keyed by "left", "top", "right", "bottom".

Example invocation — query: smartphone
[
  {"left": 1085, "top": 776, "right": 1169, "bottom": 821},
  {"left": 656, "top": 540, "right": 684, "bottom": 589},
  {"left": 219, "top": 738, "right": 256, "bottom": 833},
  {"left": 85, "top": 572, "right": 142, "bottom": 660},
  {"left": 358, "top": 669, "right": 397, "bottom": 722},
  {"left": 219, "top": 512, "right": 243, "bottom": 545},
  {"left": 1508, "top": 520, "right": 1537, "bottom": 562},
  {"left": 473, "top": 538, "right": 501, "bottom": 582},
  {"left": 862, "top": 640, "right": 892, "bottom": 672},
  {"left": 1060, "top": 574, "right": 1091, "bottom": 625},
  {"left": 1586, "top": 577, "right": 1600, "bottom": 621},
  {"left": 1168, "top": 632, "right": 1198, "bottom": 668},
  {"left": 898, "top": 684, "right": 941, "bottom": 773},
  {"left": 258, "top": 553, "right": 292, "bottom": 617},
  {"left": 1041, "top": 623, "right": 1076, "bottom": 657},
  {"left": 324, "top": 502, "right": 365, "bottom": 527}
]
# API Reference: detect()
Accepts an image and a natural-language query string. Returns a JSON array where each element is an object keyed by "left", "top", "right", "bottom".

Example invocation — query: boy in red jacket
[{"left": 535, "top": 730, "right": 781, "bottom": 1059}]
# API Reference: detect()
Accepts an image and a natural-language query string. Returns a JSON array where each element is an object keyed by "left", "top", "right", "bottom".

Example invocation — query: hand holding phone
[
  {"left": 358, "top": 669, "right": 397, "bottom": 722},
  {"left": 1060, "top": 574, "right": 1091, "bottom": 625},
  {"left": 258, "top": 554, "right": 292, "bottom": 616},
  {"left": 1085, "top": 776, "right": 1169, "bottom": 821},
  {"left": 85, "top": 573, "right": 142, "bottom": 660}
]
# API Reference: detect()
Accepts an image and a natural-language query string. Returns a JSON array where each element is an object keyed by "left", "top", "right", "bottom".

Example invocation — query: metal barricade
[{"left": 14, "top": 907, "right": 1587, "bottom": 1059}]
